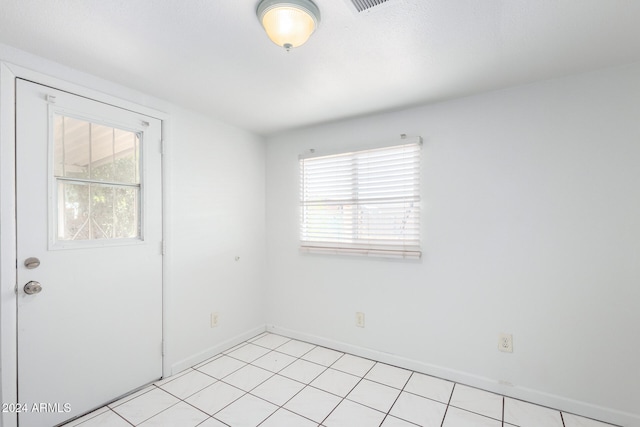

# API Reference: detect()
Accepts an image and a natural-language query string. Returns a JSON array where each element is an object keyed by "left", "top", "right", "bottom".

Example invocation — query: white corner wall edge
[
  {"left": 170, "top": 325, "right": 267, "bottom": 375},
  {"left": 267, "top": 325, "right": 638, "bottom": 427}
]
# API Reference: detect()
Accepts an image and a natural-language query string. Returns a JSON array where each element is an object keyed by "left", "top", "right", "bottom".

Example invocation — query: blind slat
[{"left": 300, "top": 141, "right": 421, "bottom": 258}]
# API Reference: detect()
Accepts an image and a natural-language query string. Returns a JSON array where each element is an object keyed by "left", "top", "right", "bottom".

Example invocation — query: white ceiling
[{"left": 1, "top": 0, "right": 640, "bottom": 135}]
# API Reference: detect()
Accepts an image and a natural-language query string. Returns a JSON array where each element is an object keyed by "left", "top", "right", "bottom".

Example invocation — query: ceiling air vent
[{"left": 350, "top": 0, "right": 390, "bottom": 13}]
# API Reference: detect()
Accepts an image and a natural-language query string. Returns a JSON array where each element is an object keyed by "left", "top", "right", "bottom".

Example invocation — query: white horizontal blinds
[{"left": 300, "top": 141, "right": 421, "bottom": 258}]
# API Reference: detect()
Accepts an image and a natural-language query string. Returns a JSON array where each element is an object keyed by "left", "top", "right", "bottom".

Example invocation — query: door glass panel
[
  {"left": 54, "top": 114, "right": 141, "bottom": 243},
  {"left": 114, "top": 187, "right": 139, "bottom": 238},
  {"left": 91, "top": 124, "right": 115, "bottom": 182},
  {"left": 113, "top": 128, "right": 140, "bottom": 184},
  {"left": 58, "top": 181, "right": 90, "bottom": 240},
  {"left": 54, "top": 116, "right": 91, "bottom": 179},
  {"left": 57, "top": 182, "right": 140, "bottom": 241}
]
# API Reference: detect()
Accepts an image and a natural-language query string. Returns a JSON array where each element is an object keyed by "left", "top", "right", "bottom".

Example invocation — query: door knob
[
  {"left": 24, "top": 257, "right": 40, "bottom": 269},
  {"left": 24, "top": 281, "right": 42, "bottom": 295}
]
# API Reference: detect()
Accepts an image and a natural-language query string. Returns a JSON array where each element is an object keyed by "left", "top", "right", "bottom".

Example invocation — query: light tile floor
[{"left": 63, "top": 333, "right": 618, "bottom": 427}]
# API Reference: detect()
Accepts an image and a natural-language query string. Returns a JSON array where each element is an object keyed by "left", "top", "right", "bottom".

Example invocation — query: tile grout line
[
  {"left": 316, "top": 357, "right": 379, "bottom": 426},
  {"left": 254, "top": 342, "right": 340, "bottom": 426},
  {"left": 439, "top": 382, "right": 456, "bottom": 427},
  {"left": 149, "top": 382, "right": 217, "bottom": 426},
  {"left": 164, "top": 336, "right": 279, "bottom": 426},
  {"left": 125, "top": 393, "right": 183, "bottom": 426},
  {"left": 110, "top": 407, "right": 135, "bottom": 426},
  {"left": 254, "top": 345, "right": 339, "bottom": 426},
  {"left": 377, "top": 367, "right": 417, "bottom": 427}
]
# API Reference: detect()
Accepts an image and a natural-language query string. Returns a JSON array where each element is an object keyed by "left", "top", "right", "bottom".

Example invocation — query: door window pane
[
  {"left": 58, "top": 181, "right": 90, "bottom": 240},
  {"left": 54, "top": 114, "right": 141, "bottom": 243},
  {"left": 113, "top": 128, "right": 139, "bottom": 184},
  {"left": 54, "top": 116, "right": 91, "bottom": 179},
  {"left": 114, "top": 187, "right": 139, "bottom": 238},
  {"left": 57, "top": 182, "right": 140, "bottom": 241}
]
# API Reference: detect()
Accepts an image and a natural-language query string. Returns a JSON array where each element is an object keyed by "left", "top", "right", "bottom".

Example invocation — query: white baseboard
[
  {"left": 267, "top": 325, "right": 638, "bottom": 427},
  {"left": 170, "top": 325, "right": 267, "bottom": 375}
]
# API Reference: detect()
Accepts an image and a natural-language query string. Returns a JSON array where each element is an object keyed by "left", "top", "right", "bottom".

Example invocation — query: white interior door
[{"left": 16, "top": 79, "right": 163, "bottom": 427}]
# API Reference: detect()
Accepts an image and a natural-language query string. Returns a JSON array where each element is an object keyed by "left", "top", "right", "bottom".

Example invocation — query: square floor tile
[
  {"left": 251, "top": 374, "right": 306, "bottom": 406},
  {"left": 449, "top": 384, "right": 502, "bottom": 420},
  {"left": 111, "top": 388, "right": 180, "bottom": 425},
  {"left": 364, "top": 363, "right": 412, "bottom": 389},
  {"left": 196, "top": 355, "right": 246, "bottom": 379},
  {"left": 226, "top": 342, "right": 272, "bottom": 363},
  {"left": 260, "top": 408, "right": 318, "bottom": 427},
  {"left": 442, "top": 406, "right": 502, "bottom": 427},
  {"left": 159, "top": 369, "right": 217, "bottom": 399},
  {"left": 222, "top": 364, "right": 273, "bottom": 392},
  {"left": 280, "top": 359, "right": 327, "bottom": 384},
  {"left": 284, "top": 386, "right": 342, "bottom": 423},
  {"left": 250, "top": 333, "right": 291, "bottom": 349},
  {"left": 380, "top": 415, "right": 421, "bottom": 427},
  {"left": 185, "top": 381, "right": 245, "bottom": 415},
  {"left": 347, "top": 379, "right": 401, "bottom": 413},
  {"left": 214, "top": 393, "right": 278, "bottom": 426},
  {"left": 65, "top": 409, "right": 131, "bottom": 427},
  {"left": 324, "top": 399, "right": 386, "bottom": 427},
  {"left": 310, "top": 368, "right": 361, "bottom": 397},
  {"left": 504, "top": 397, "right": 563, "bottom": 427},
  {"left": 197, "top": 417, "right": 229, "bottom": 426},
  {"left": 252, "top": 350, "right": 297, "bottom": 373},
  {"left": 138, "top": 401, "right": 209, "bottom": 426},
  {"left": 389, "top": 391, "right": 447, "bottom": 427},
  {"left": 403, "top": 372, "right": 454, "bottom": 404},
  {"left": 276, "top": 340, "right": 316, "bottom": 357},
  {"left": 331, "top": 354, "right": 376, "bottom": 377},
  {"left": 301, "top": 346, "right": 344, "bottom": 366},
  {"left": 562, "top": 412, "right": 617, "bottom": 427}
]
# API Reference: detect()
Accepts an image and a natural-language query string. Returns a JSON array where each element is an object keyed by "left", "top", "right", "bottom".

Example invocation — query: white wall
[
  {"left": 166, "top": 106, "right": 267, "bottom": 372},
  {"left": 0, "top": 44, "right": 267, "bottom": 425},
  {"left": 265, "top": 62, "right": 640, "bottom": 426}
]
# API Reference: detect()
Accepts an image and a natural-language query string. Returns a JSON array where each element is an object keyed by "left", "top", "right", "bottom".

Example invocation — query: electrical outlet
[
  {"left": 211, "top": 312, "right": 219, "bottom": 328},
  {"left": 499, "top": 333, "right": 513, "bottom": 353},
  {"left": 355, "top": 312, "right": 365, "bottom": 328}
]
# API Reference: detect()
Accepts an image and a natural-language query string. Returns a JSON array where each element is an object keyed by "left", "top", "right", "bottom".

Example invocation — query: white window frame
[
  {"left": 299, "top": 138, "right": 422, "bottom": 259},
  {"left": 48, "top": 106, "right": 146, "bottom": 250}
]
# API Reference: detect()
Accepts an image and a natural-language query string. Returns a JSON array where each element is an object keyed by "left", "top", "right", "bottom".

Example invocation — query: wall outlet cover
[
  {"left": 211, "top": 312, "right": 219, "bottom": 328},
  {"left": 499, "top": 333, "right": 513, "bottom": 353},
  {"left": 356, "top": 312, "right": 365, "bottom": 328}
]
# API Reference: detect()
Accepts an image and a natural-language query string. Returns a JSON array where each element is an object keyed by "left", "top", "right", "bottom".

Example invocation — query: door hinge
[
  {"left": 160, "top": 139, "right": 165, "bottom": 155},
  {"left": 161, "top": 340, "right": 166, "bottom": 356},
  {"left": 46, "top": 94, "right": 57, "bottom": 104},
  {"left": 161, "top": 240, "right": 166, "bottom": 255}
]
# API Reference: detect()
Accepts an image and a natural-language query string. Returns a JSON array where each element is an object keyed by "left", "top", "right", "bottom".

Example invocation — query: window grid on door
[{"left": 53, "top": 114, "right": 142, "bottom": 242}]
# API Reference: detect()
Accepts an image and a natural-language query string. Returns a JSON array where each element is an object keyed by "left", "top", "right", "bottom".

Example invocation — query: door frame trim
[{"left": 0, "top": 62, "right": 171, "bottom": 427}]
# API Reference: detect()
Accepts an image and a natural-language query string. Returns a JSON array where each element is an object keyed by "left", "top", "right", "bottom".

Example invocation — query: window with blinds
[{"left": 299, "top": 139, "right": 422, "bottom": 258}]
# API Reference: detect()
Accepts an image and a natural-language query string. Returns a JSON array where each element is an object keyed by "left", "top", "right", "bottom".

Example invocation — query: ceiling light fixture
[{"left": 256, "top": 0, "right": 321, "bottom": 51}]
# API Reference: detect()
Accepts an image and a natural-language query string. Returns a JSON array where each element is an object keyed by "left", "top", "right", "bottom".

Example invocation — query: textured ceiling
[{"left": 1, "top": 0, "right": 640, "bottom": 135}]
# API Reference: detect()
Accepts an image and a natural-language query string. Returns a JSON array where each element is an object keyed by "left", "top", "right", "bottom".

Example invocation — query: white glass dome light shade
[{"left": 257, "top": 0, "right": 321, "bottom": 50}]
